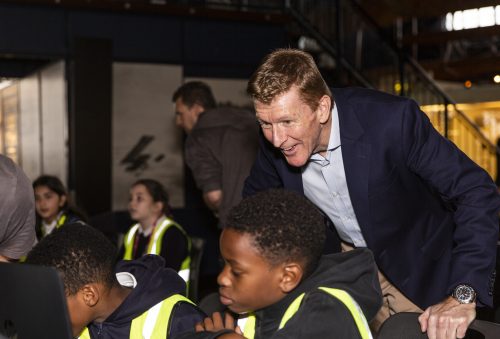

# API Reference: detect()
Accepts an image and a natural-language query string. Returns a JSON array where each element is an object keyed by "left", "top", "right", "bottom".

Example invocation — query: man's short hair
[
  {"left": 172, "top": 81, "right": 217, "bottom": 110},
  {"left": 247, "top": 48, "right": 332, "bottom": 112},
  {"left": 225, "top": 189, "right": 326, "bottom": 278},
  {"left": 26, "top": 223, "right": 117, "bottom": 296}
]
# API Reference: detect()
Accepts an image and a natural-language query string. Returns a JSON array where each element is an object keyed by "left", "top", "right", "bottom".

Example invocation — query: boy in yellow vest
[
  {"left": 189, "top": 189, "right": 382, "bottom": 339},
  {"left": 26, "top": 223, "right": 204, "bottom": 338}
]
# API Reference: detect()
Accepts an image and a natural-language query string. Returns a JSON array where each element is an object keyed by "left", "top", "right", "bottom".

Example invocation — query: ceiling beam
[
  {"left": 420, "top": 55, "right": 500, "bottom": 82},
  {"left": 402, "top": 25, "right": 500, "bottom": 46},
  {"left": 358, "top": 0, "right": 500, "bottom": 26}
]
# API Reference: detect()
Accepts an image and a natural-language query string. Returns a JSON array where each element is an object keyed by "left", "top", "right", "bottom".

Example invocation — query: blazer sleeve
[
  {"left": 243, "top": 133, "right": 284, "bottom": 197},
  {"left": 401, "top": 99, "right": 500, "bottom": 306}
]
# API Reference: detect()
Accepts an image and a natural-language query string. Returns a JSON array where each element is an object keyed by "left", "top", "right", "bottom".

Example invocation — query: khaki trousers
[{"left": 340, "top": 242, "right": 423, "bottom": 332}]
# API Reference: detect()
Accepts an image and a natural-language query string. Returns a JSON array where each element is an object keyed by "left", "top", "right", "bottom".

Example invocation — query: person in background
[
  {"left": 26, "top": 223, "right": 205, "bottom": 338},
  {"left": 243, "top": 48, "right": 500, "bottom": 338},
  {"left": 119, "top": 179, "right": 191, "bottom": 282},
  {"left": 172, "top": 81, "right": 259, "bottom": 227},
  {"left": 33, "top": 175, "right": 86, "bottom": 239},
  {"left": 0, "top": 154, "right": 35, "bottom": 262}
]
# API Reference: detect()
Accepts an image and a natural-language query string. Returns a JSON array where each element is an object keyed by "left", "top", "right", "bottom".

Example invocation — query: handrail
[{"left": 285, "top": 4, "right": 374, "bottom": 89}]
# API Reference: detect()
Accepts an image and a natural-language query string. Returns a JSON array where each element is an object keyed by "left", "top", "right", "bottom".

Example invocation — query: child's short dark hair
[
  {"left": 26, "top": 223, "right": 117, "bottom": 295},
  {"left": 225, "top": 189, "right": 326, "bottom": 278}
]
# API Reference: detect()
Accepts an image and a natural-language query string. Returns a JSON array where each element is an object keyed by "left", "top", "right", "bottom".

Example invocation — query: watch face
[{"left": 454, "top": 285, "right": 476, "bottom": 304}]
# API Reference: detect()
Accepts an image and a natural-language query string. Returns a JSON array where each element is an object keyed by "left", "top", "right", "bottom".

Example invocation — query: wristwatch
[{"left": 452, "top": 284, "right": 477, "bottom": 304}]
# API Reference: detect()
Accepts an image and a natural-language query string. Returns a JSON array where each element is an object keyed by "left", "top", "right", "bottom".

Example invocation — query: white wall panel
[
  {"left": 40, "top": 61, "right": 67, "bottom": 184},
  {"left": 112, "top": 63, "right": 184, "bottom": 210},
  {"left": 19, "top": 73, "right": 41, "bottom": 180}
]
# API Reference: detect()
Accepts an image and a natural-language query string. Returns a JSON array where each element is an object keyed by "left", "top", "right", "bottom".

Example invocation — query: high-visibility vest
[
  {"left": 123, "top": 218, "right": 191, "bottom": 283},
  {"left": 41, "top": 213, "right": 67, "bottom": 237},
  {"left": 237, "top": 287, "right": 372, "bottom": 339},
  {"left": 78, "top": 294, "right": 194, "bottom": 339}
]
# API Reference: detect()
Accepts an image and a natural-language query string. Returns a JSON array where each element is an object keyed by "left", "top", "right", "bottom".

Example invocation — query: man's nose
[{"left": 272, "top": 126, "right": 286, "bottom": 148}]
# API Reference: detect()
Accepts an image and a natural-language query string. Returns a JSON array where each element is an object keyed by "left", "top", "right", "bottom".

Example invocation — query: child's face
[
  {"left": 34, "top": 185, "right": 66, "bottom": 223},
  {"left": 128, "top": 184, "right": 162, "bottom": 225},
  {"left": 218, "top": 228, "right": 286, "bottom": 314}
]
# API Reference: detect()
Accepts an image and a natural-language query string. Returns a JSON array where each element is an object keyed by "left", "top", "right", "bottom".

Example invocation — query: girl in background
[
  {"left": 120, "top": 179, "right": 191, "bottom": 281},
  {"left": 33, "top": 175, "right": 85, "bottom": 240}
]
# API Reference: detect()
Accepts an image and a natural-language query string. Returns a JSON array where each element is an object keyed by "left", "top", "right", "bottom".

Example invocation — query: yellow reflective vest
[
  {"left": 123, "top": 217, "right": 191, "bottom": 283},
  {"left": 41, "top": 213, "right": 67, "bottom": 237},
  {"left": 238, "top": 287, "right": 372, "bottom": 339},
  {"left": 78, "top": 294, "right": 194, "bottom": 339}
]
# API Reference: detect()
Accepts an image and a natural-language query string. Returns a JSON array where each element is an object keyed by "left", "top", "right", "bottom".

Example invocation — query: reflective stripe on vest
[
  {"left": 41, "top": 213, "right": 67, "bottom": 237},
  {"left": 238, "top": 287, "right": 372, "bottom": 339},
  {"left": 236, "top": 313, "right": 256, "bottom": 339},
  {"left": 78, "top": 294, "right": 194, "bottom": 339},
  {"left": 123, "top": 218, "right": 192, "bottom": 283}
]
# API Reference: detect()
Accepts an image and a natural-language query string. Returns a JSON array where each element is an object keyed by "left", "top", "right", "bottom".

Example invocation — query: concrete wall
[
  {"left": 112, "top": 62, "right": 184, "bottom": 210},
  {"left": 18, "top": 61, "right": 67, "bottom": 183}
]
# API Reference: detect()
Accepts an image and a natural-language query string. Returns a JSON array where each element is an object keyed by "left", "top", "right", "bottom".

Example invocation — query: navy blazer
[{"left": 243, "top": 87, "right": 500, "bottom": 309}]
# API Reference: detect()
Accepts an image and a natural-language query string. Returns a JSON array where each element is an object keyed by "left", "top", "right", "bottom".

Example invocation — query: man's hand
[
  {"left": 203, "top": 190, "right": 222, "bottom": 213},
  {"left": 195, "top": 312, "right": 243, "bottom": 336},
  {"left": 418, "top": 296, "right": 476, "bottom": 339}
]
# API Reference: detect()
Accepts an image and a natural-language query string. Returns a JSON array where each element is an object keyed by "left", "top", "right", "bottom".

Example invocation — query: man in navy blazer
[{"left": 243, "top": 49, "right": 500, "bottom": 338}]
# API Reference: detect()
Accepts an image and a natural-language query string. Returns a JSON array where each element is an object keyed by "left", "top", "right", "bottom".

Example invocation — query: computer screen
[{"left": 0, "top": 262, "right": 72, "bottom": 339}]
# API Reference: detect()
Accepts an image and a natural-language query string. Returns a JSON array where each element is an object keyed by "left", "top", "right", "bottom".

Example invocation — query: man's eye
[{"left": 259, "top": 121, "right": 271, "bottom": 129}]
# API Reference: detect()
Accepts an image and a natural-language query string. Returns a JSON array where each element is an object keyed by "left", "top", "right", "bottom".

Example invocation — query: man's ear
[
  {"left": 79, "top": 283, "right": 101, "bottom": 307},
  {"left": 316, "top": 95, "right": 332, "bottom": 124},
  {"left": 279, "top": 263, "right": 304, "bottom": 293},
  {"left": 191, "top": 103, "right": 205, "bottom": 119}
]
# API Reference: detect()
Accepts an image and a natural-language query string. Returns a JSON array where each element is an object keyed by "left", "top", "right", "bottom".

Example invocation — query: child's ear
[
  {"left": 154, "top": 201, "right": 164, "bottom": 215},
  {"left": 59, "top": 194, "right": 67, "bottom": 208},
  {"left": 80, "top": 283, "right": 101, "bottom": 307},
  {"left": 279, "top": 263, "right": 303, "bottom": 293}
]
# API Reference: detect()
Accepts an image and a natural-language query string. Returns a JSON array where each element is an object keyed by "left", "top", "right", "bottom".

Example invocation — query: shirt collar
[
  {"left": 138, "top": 215, "right": 166, "bottom": 236},
  {"left": 309, "top": 102, "right": 340, "bottom": 163}
]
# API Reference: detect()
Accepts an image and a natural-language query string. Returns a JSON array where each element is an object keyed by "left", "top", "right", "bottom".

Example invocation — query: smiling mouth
[{"left": 281, "top": 145, "right": 297, "bottom": 154}]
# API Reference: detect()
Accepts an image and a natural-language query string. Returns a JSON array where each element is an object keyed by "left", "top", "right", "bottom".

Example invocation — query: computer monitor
[{"left": 0, "top": 262, "right": 72, "bottom": 339}]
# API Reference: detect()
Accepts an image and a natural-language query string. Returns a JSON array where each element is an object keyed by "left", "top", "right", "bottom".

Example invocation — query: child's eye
[{"left": 231, "top": 270, "right": 242, "bottom": 277}]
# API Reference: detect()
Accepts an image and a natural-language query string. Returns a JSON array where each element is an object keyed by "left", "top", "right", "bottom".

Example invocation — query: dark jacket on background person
[
  {"left": 83, "top": 255, "right": 205, "bottom": 338},
  {"left": 179, "top": 248, "right": 382, "bottom": 339},
  {"left": 185, "top": 106, "right": 259, "bottom": 227},
  {"left": 244, "top": 87, "right": 500, "bottom": 309}
]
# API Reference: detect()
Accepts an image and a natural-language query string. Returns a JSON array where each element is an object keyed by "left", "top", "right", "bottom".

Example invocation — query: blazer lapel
[{"left": 336, "top": 96, "right": 373, "bottom": 246}]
